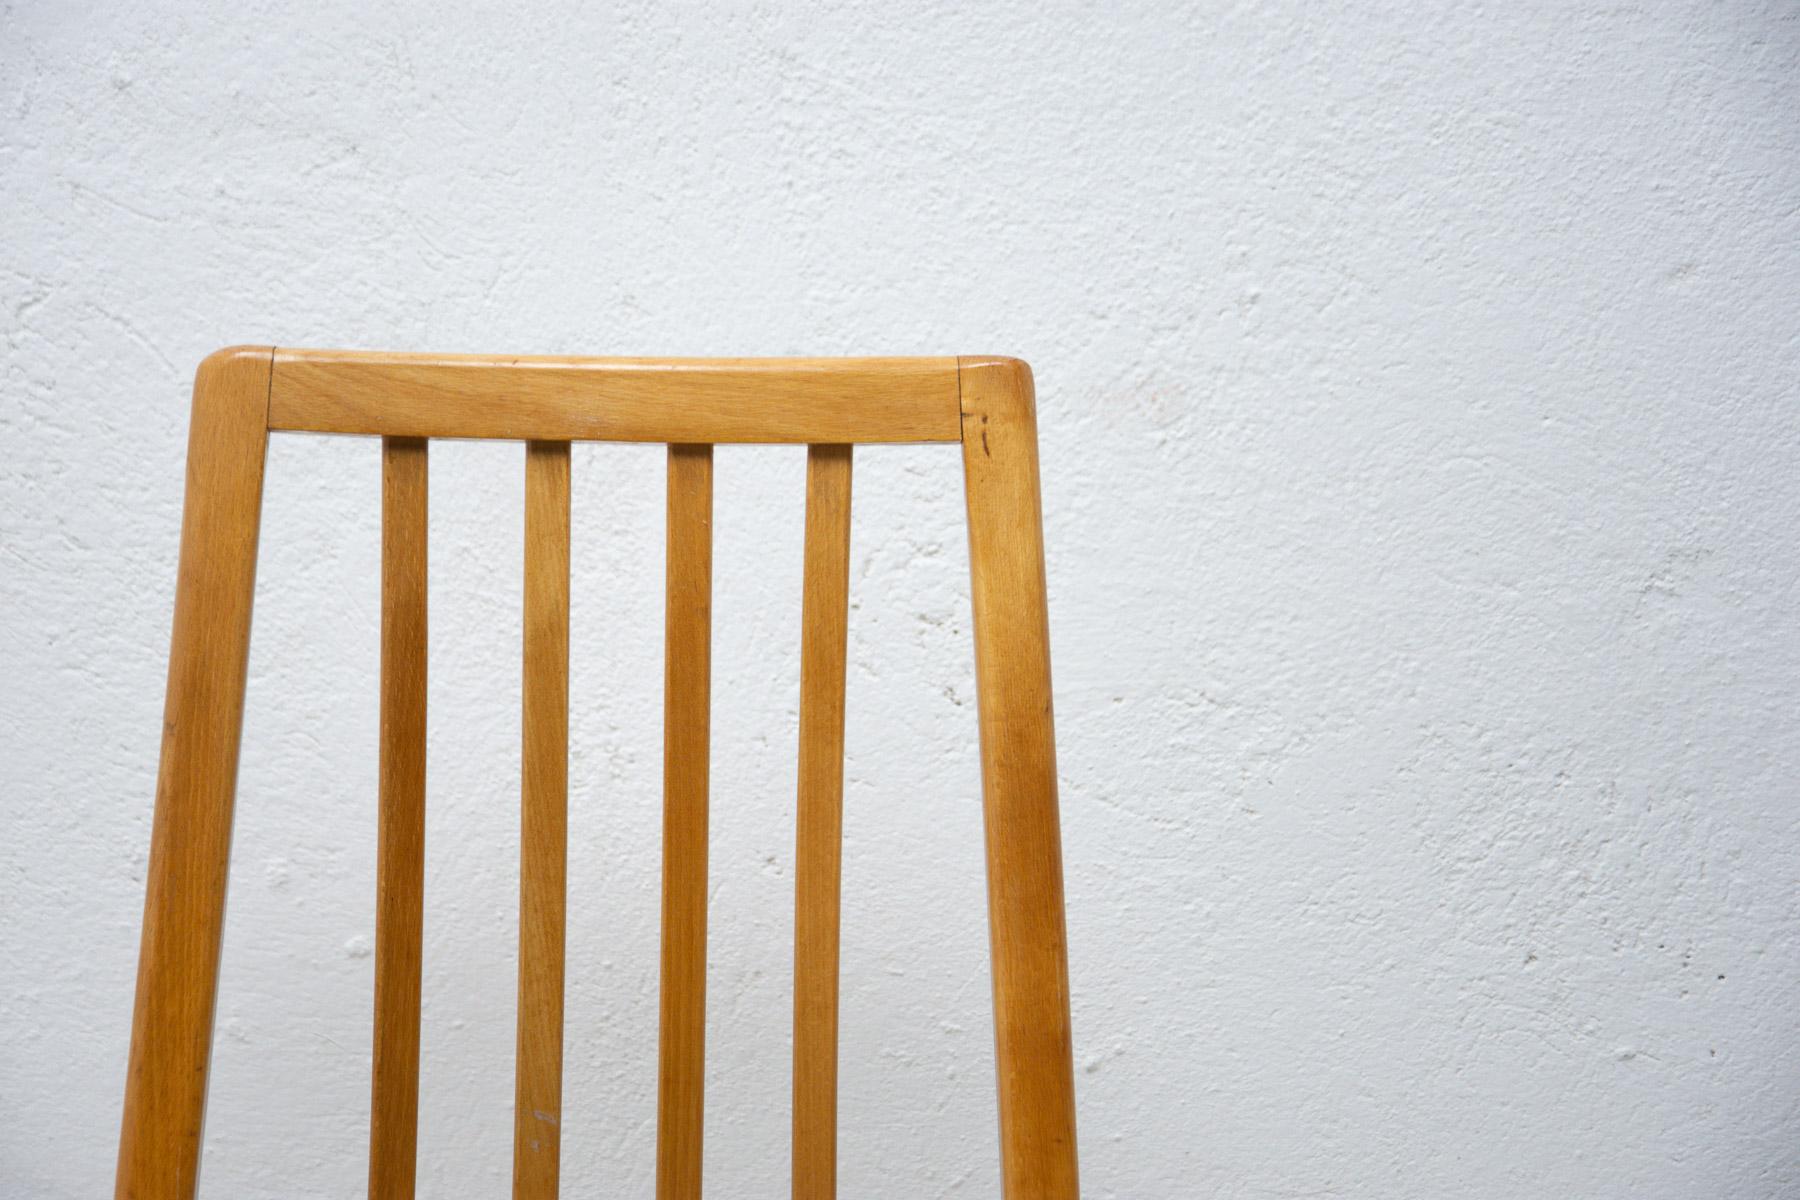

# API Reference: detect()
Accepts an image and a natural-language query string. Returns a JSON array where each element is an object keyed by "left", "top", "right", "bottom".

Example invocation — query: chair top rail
[{"left": 260, "top": 346, "right": 972, "bottom": 444}]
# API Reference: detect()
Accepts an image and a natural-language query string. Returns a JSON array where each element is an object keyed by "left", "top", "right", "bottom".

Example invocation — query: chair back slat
[
  {"left": 369, "top": 436, "right": 429, "bottom": 1199},
  {"left": 791, "top": 445, "right": 853, "bottom": 1200},
  {"left": 514, "top": 441, "right": 572, "bottom": 1197},
  {"left": 656, "top": 444, "right": 715, "bottom": 1200}
]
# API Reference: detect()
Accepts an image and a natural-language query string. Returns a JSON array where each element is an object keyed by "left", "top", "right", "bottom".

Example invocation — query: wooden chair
[{"left": 116, "top": 348, "right": 1078, "bottom": 1200}]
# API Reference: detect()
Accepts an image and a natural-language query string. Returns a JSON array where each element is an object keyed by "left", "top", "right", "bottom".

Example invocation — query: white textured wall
[{"left": 4, "top": 3, "right": 1798, "bottom": 1196}]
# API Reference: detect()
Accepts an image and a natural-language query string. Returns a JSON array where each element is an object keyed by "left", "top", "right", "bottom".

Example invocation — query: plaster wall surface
[{"left": 3, "top": 3, "right": 1797, "bottom": 1196}]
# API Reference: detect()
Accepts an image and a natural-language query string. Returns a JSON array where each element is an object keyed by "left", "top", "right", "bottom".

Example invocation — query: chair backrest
[{"left": 117, "top": 348, "right": 1078, "bottom": 1200}]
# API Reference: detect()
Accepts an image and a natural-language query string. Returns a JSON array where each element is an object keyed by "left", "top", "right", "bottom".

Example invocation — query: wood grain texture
[
  {"left": 514, "top": 441, "right": 571, "bottom": 1199},
  {"left": 267, "top": 349, "right": 960, "bottom": 444},
  {"left": 791, "top": 445, "right": 853, "bottom": 1200},
  {"left": 656, "top": 444, "right": 714, "bottom": 1200},
  {"left": 369, "top": 437, "right": 428, "bottom": 1199},
  {"left": 116, "top": 346, "right": 272, "bottom": 1200},
  {"left": 958, "top": 358, "right": 1081, "bottom": 1200}
]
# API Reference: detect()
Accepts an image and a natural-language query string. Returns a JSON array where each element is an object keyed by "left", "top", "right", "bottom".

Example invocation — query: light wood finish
[
  {"left": 369, "top": 437, "right": 428, "bottom": 1199},
  {"left": 656, "top": 444, "right": 714, "bottom": 1200},
  {"left": 117, "top": 347, "right": 272, "bottom": 1200},
  {"left": 791, "top": 445, "right": 853, "bottom": 1200},
  {"left": 959, "top": 358, "right": 1080, "bottom": 1199},
  {"left": 120, "top": 347, "right": 1081, "bottom": 1200},
  {"left": 514, "top": 441, "right": 572, "bottom": 1198},
  {"left": 268, "top": 349, "right": 961, "bottom": 444}
]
